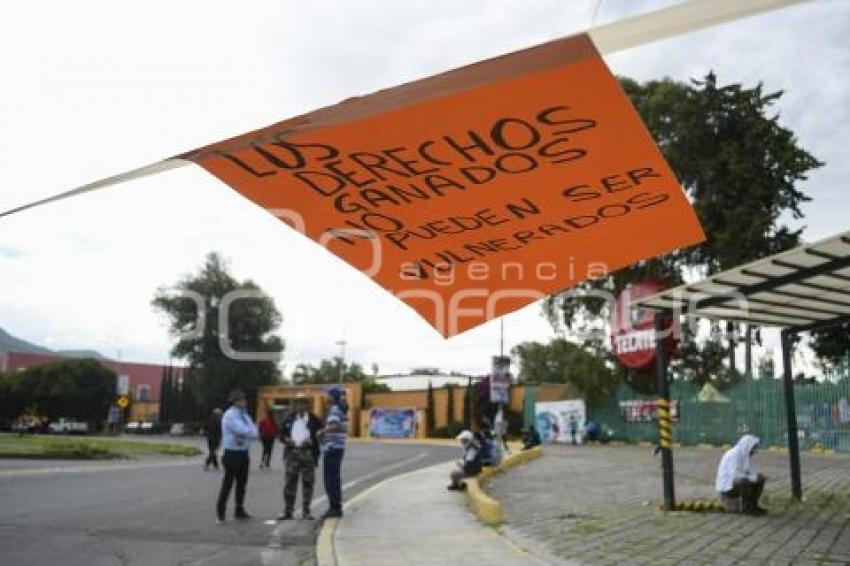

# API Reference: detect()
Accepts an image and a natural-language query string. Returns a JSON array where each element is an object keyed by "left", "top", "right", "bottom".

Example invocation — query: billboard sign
[
  {"left": 491, "top": 356, "right": 511, "bottom": 405},
  {"left": 369, "top": 407, "right": 416, "bottom": 438},
  {"left": 535, "top": 399, "right": 586, "bottom": 444}
]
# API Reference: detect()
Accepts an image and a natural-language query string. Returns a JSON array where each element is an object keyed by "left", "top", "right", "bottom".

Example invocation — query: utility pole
[
  {"left": 500, "top": 318, "right": 504, "bottom": 357},
  {"left": 335, "top": 340, "right": 347, "bottom": 384},
  {"left": 654, "top": 312, "right": 675, "bottom": 510}
]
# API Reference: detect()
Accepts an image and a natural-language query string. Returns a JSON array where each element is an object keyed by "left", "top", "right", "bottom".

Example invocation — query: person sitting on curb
[
  {"left": 715, "top": 434, "right": 768, "bottom": 515},
  {"left": 584, "top": 419, "right": 600, "bottom": 444},
  {"left": 447, "top": 430, "right": 482, "bottom": 491},
  {"left": 522, "top": 426, "right": 541, "bottom": 450},
  {"left": 476, "top": 417, "right": 501, "bottom": 467}
]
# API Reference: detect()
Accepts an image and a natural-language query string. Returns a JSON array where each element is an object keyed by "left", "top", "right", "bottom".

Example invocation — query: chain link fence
[{"left": 588, "top": 364, "right": 850, "bottom": 452}]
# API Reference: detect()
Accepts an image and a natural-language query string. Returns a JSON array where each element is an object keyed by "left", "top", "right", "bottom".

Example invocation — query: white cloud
[{"left": 0, "top": 1, "right": 846, "bottom": 376}]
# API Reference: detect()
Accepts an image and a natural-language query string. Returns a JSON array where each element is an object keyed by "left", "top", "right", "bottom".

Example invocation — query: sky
[{"left": 0, "top": 0, "right": 847, "bottom": 377}]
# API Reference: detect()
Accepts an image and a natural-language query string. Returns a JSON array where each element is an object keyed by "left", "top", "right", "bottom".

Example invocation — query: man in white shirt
[
  {"left": 277, "top": 395, "right": 323, "bottom": 520},
  {"left": 715, "top": 434, "right": 767, "bottom": 515}
]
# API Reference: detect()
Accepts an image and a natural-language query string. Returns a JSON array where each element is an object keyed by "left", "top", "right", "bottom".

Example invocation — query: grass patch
[{"left": 0, "top": 435, "right": 201, "bottom": 460}]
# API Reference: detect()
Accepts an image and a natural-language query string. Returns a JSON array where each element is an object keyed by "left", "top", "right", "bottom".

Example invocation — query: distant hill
[
  {"left": 0, "top": 327, "right": 54, "bottom": 355},
  {"left": 0, "top": 327, "right": 105, "bottom": 359}
]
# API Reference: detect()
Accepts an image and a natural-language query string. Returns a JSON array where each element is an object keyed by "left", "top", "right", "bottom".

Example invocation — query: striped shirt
[{"left": 322, "top": 403, "right": 348, "bottom": 451}]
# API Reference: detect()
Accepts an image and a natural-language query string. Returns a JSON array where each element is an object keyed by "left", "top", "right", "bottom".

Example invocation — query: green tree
[
  {"left": 152, "top": 252, "right": 284, "bottom": 412},
  {"left": 512, "top": 338, "right": 617, "bottom": 403},
  {"left": 809, "top": 322, "right": 850, "bottom": 375},
  {"left": 0, "top": 372, "right": 27, "bottom": 421},
  {"left": 445, "top": 383, "right": 456, "bottom": 428},
  {"left": 291, "top": 363, "right": 316, "bottom": 384},
  {"left": 291, "top": 357, "right": 390, "bottom": 402},
  {"left": 426, "top": 380, "right": 435, "bottom": 435},
  {"left": 2, "top": 359, "right": 116, "bottom": 422},
  {"left": 756, "top": 351, "right": 776, "bottom": 379},
  {"left": 545, "top": 73, "right": 822, "bottom": 381},
  {"left": 159, "top": 366, "right": 171, "bottom": 423},
  {"left": 360, "top": 380, "right": 390, "bottom": 395},
  {"left": 292, "top": 358, "right": 367, "bottom": 384},
  {"left": 463, "top": 376, "right": 473, "bottom": 429}
]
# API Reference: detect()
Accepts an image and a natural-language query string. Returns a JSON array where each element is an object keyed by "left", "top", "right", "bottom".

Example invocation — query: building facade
[{"left": 0, "top": 351, "right": 181, "bottom": 422}]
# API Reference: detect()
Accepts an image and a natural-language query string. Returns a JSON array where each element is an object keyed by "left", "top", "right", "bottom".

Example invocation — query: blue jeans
[{"left": 323, "top": 448, "right": 344, "bottom": 512}]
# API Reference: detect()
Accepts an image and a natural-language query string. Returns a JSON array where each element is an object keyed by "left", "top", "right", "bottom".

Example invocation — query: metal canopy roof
[{"left": 637, "top": 229, "right": 850, "bottom": 332}]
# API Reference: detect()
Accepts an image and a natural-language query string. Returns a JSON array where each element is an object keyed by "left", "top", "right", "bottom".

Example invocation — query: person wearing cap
[
  {"left": 216, "top": 389, "right": 258, "bottom": 523},
  {"left": 277, "top": 394, "right": 323, "bottom": 521},
  {"left": 319, "top": 385, "right": 348, "bottom": 518},
  {"left": 204, "top": 408, "right": 223, "bottom": 471},
  {"left": 447, "top": 430, "right": 483, "bottom": 491}
]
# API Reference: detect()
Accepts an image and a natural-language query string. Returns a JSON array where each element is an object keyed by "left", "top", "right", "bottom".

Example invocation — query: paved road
[{"left": 0, "top": 437, "right": 456, "bottom": 566}]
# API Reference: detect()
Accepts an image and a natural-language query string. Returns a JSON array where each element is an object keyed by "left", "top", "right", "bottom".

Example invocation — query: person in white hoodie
[{"left": 715, "top": 434, "right": 767, "bottom": 515}]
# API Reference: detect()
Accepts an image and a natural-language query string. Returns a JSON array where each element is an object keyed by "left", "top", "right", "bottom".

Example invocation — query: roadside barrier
[{"left": 465, "top": 446, "right": 542, "bottom": 525}]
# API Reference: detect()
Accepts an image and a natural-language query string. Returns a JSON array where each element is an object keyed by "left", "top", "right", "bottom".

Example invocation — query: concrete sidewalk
[
  {"left": 489, "top": 445, "right": 850, "bottom": 565},
  {"left": 331, "top": 462, "right": 556, "bottom": 565}
]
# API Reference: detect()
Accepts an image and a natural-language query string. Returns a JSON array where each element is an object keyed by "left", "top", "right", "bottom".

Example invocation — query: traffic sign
[
  {"left": 116, "top": 395, "right": 130, "bottom": 409},
  {"left": 610, "top": 280, "right": 677, "bottom": 369}
]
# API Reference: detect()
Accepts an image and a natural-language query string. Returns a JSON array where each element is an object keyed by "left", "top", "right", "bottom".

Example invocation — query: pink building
[{"left": 0, "top": 351, "right": 183, "bottom": 403}]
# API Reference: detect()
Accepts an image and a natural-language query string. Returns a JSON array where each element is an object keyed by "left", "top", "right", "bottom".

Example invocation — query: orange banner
[{"left": 181, "top": 34, "right": 704, "bottom": 337}]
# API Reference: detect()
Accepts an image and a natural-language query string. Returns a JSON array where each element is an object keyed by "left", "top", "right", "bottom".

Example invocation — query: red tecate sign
[{"left": 610, "top": 280, "right": 675, "bottom": 369}]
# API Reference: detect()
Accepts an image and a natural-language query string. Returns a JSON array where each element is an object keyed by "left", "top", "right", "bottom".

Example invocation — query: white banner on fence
[{"left": 536, "top": 400, "right": 586, "bottom": 445}]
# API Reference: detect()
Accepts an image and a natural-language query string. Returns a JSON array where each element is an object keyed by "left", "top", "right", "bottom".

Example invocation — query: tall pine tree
[{"left": 426, "top": 381, "right": 435, "bottom": 436}]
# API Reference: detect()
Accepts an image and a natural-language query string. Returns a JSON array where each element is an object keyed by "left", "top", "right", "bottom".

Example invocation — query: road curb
[
  {"left": 314, "top": 459, "right": 453, "bottom": 566},
  {"left": 315, "top": 517, "right": 338, "bottom": 566},
  {"left": 347, "top": 438, "right": 456, "bottom": 447},
  {"left": 465, "top": 446, "right": 542, "bottom": 525}
]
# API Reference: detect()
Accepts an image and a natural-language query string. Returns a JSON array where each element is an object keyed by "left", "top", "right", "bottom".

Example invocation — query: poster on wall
[
  {"left": 618, "top": 399, "right": 679, "bottom": 423},
  {"left": 536, "top": 400, "right": 586, "bottom": 444},
  {"left": 369, "top": 407, "right": 416, "bottom": 438},
  {"left": 491, "top": 356, "right": 511, "bottom": 405}
]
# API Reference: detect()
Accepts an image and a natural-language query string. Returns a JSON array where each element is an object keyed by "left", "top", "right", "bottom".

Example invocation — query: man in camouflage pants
[{"left": 278, "top": 395, "right": 323, "bottom": 520}]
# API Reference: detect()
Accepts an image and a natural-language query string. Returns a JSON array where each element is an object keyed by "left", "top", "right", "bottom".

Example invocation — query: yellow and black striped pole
[
  {"left": 657, "top": 398, "right": 673, "bottom": 450},
  {"left": 654, "top": 311, "right": 676, "bottom": 510}
]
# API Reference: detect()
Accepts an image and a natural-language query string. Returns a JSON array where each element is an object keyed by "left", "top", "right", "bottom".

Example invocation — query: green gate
[{"left": 589, "top": 371, "right": 850, "bottom": 452}]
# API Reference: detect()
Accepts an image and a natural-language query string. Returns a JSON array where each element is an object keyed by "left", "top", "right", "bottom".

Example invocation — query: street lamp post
[{"left": 335, "top": 340, "right": 347, "bottom": 384}]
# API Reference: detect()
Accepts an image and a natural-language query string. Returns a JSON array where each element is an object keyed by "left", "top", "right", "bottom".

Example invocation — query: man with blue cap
[{"left": 320, "top": 385, "right": 348, "bottom": 518}]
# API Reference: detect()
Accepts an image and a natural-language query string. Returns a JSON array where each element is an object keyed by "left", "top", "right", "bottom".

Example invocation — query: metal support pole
[
  {"left": 781, "top": 330, "right": 803, "bottom": 501},
  {"left": 655, "top": 312, "right": 676, "bottom": 510}
]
